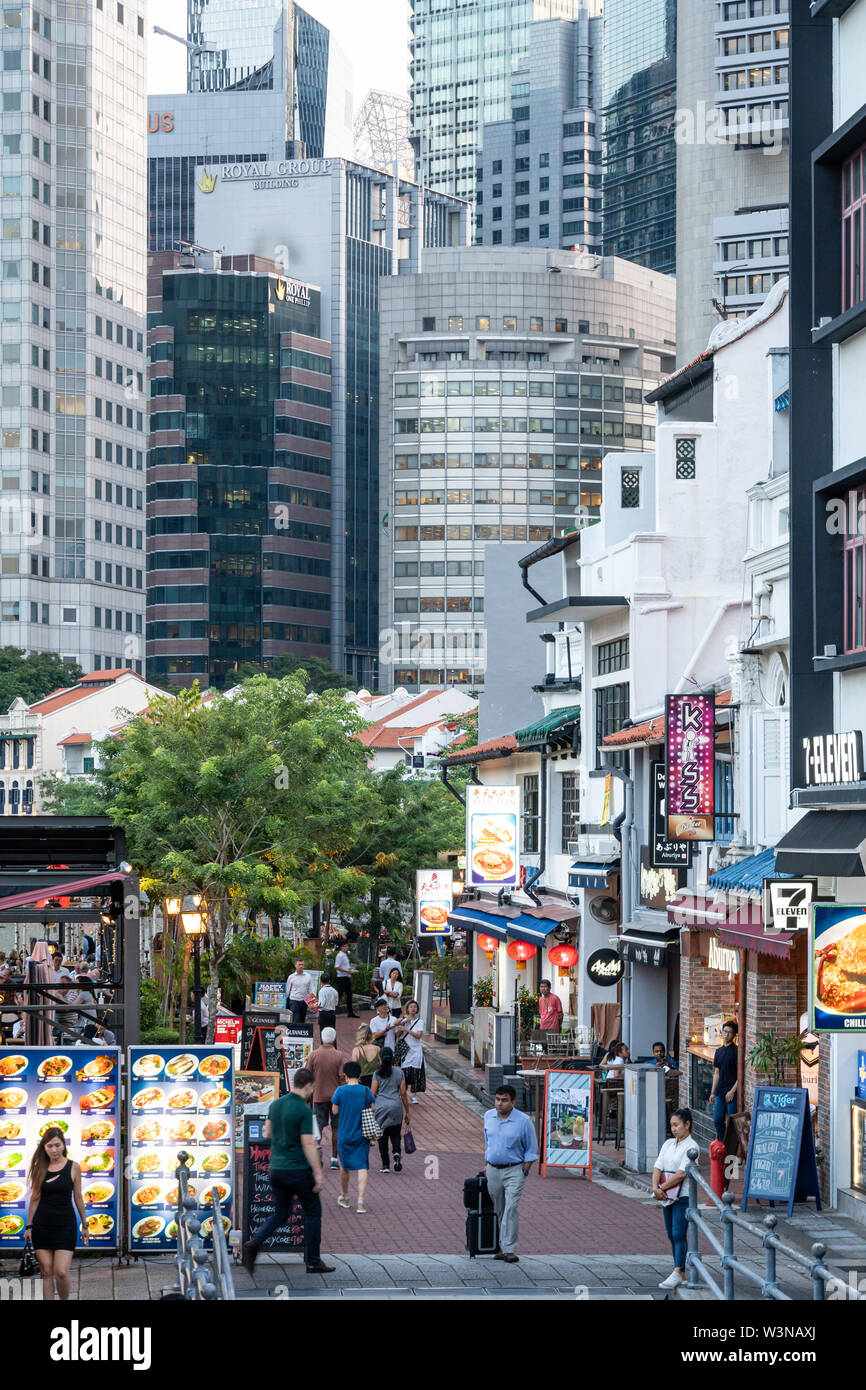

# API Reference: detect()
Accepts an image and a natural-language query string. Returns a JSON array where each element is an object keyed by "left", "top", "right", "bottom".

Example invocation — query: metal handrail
[
  {"left": 683, "top": 1145, "right": 863, "bottom": 1301},
  {"left": 162, "top": 1153, "right": 235, "bottom": 1301}
]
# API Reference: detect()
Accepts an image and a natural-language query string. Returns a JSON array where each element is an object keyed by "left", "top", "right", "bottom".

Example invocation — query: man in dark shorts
[
  {"left": 307, "top": 1028, "right": 347, "bottom": 1171},
  {"left": 709, "top": 1019, "right": 739, "bottom": 1142},
  {"left": 242, "top": 1068, "right": 335, "bottom": 1275}
]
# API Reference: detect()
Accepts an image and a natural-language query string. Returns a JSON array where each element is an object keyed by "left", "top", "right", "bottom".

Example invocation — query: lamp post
[{"left": 181, "top": 904, "right": 207, "bottom": 1043}]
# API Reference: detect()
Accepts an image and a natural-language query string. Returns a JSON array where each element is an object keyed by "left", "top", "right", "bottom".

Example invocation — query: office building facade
[
  {"left": 0, "top": 0, "right": 147, "bottom": 674},
  {"left": 408, "top": 0, "right": 582, "bottom": 207},
  {"left": 676, "top": 0, "right": 790, "bottom": 361},
  {"left": 146, "top": 252, "right": 331, "bottom": 688},
  {"left": 475, "top": 7, "right": 604, "bottom": 253},
  {"left": 194, "top": 156, "right": 469, "bottom": 686},
  {"left": 602, "top": 0, "right": 678, "bottom": 274},
  {"left": 378, "top": 248, "right": 676, "bottom": 691}
]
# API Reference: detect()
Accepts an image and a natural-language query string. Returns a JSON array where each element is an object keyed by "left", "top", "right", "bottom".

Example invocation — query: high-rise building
[
  {"left": 408, "top": 0, "right": 582, "bottom": 207},
  {"left": 193, "top": 156, "right": 469, "bottom": 686},
  {"left": 675, "top": 0, "right": 790, "bottom": 362},
  {"left": 146, "top": 251, "right": 331, "bottom": 688},
  {"left": 475, "top": 7, "right": 603, "bottom": 253},
  {"left": 148, "top": 4, "right": 354, "bottom": 253},
  {"left": 602, "top": 0, "right": 678, "bottom": 274},
  {"left": 0, "top": 0, "right": 147, "bottom": 673},
  {"left": 377, "top": 247, "right": 676, "bottom": 691}
]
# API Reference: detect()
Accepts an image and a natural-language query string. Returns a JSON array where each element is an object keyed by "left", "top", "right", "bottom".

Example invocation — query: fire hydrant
[{"left": 709, "top": 1139, "right": 727, "bottom": 1200}]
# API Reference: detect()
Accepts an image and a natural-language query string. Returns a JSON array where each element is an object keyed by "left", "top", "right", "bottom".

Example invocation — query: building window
[
  {"left": 842, "top": 145, "right": 866, "bottom": 313},
  {"left": 522, "top": 774, "right": 539, "bottom": 853},
  {"left": 561, "top": 773, "right": 580, "bottom": 853},
  {"left": 421, "top": 317, "right": 436, "bottom": 332},
  {"left": 715, "top": 758, "right": 735, "bottom": 844},
  {"left": 448, "top": 315, "right": 463, "bottom": 330},
  {"left": 596, "top": 638, "right": 630, "bottom": 675},
  {"left": 675, "top": 438, "right": 697, "bottom": 479},
  {"left": 844, "top": 485, "right": 866, "bottom": 653},
  {"left": 621, "top": 468, "right": 641, "bottom": 508},
  {"left": 595, "top": 682, "right": 629, "bottom": 769}
]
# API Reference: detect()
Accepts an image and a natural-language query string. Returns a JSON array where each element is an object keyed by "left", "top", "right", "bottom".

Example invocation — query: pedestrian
[
  {"left": 370, "top": 1047, "right": 410, "bottom": 1173},
  {"left": 384, "top": 967, "right": 403, "bottom": 1017},
  {"left": 352, "top": 1022, "right": 382, "bottom": 1087},
  {"left": 709, "top": 1020, "right": 739, "bottom": 1142},
  {"left": 652, "top": 1107, "right": 698, "bottom": 1290},
  {"left": 308, "top": 1027, "right": 347, "bottom": 1171},
  {"left": 379, "top": 950, "right": 402, "bottom": 987},
  {"left": 331, "top": 1060, "right": 374, "bottom": 1214},
  {"left": 25, "top": 1126, "right": 89, "bottom": 1300},
  {"left": 242, "top": 1068, "right": 335, "bottom": 1276},
  {"left": 334, "top": 942, "right": 358, "bottom": 1018},
  {"left": 316, "top": 972, "right": 339, "bottom": 1037},
  {"left": 285, "top": 957, "right": 314, "bottom": 1025},
  {"left": 370, "top": 996, "right": 397, "bottom": 1051},
  {"left": 394, "top": 998, "right": 426, "bottom": 1104},
  {"left": 482, "top": 1083, "right": 538, "bottom": 1263},
  {"left": 370, "top": 956, "right": 384, "bottom": 1007},
  {"left": 538, "top": 980, "right": 563, "bottom": 1034}
]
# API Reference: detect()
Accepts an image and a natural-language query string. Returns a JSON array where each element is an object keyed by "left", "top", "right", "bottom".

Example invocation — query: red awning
[
  {"left": 718, "top": 900, "right": 794, "bottom": 961},
  {"left": 0, "top": 871, "right": 129, "bottom": 914}
]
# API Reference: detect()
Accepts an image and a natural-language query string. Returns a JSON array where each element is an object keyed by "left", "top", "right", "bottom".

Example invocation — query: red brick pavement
[{"left": 299, "top": 1012, "right": 672, "bottom": 1257}]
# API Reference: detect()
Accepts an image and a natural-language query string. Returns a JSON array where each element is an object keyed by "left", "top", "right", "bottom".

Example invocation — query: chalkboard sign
[
  {"left": 241, "top": 1114, "right": 305, "bottom": 1253},
  {"left": 242, "top": 1010, "right": 281, "bottom": 1067},
  {"left": 741, "top": 1087, "right": 822, "bottom": 1216}
]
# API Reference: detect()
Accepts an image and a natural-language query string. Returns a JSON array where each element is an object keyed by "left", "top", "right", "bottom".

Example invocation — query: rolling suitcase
[{"left": 464, "top": 1171, "right": 500, "bottom": 1257}]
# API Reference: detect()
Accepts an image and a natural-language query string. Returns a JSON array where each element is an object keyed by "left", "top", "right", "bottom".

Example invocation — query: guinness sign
[{"left": 586, "top": 947, "right": 625, "bottom": 987}]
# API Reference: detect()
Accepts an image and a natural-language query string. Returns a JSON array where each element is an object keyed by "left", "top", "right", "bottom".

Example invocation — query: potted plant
[{"left": 748, "top": 1031, "right": 806, "bottom": 1087}]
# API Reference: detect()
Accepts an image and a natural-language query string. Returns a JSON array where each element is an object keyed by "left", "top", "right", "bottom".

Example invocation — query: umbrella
[{"left": 26, "top": 940, "right": 55, "bottom": 1046}]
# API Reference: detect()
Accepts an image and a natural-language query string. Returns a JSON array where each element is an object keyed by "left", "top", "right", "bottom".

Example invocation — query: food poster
[
  {"left": 128, "top": 1045, "right": 234, "bottom": 1253},
  {"left": 541, "top": 1070, "right": 593, "bottom": 1176},
  {"left": 812, "top": 904, "right": 866, "bottom": 1032},
  {"left": 415, "top": 869, "right": 453, "bottom": 936},
  {"left": 233, "top": 1072, "right": 280, "bottom": 1152},
  {"left": 279, "top": 1025, "right": 314, "bottom": 1089},
  {"left": 466, "top": 784, "right": 520, "bottom": 888},
  {"left": 0, "top": 1047, "right": 120, "bottom": 1249}
]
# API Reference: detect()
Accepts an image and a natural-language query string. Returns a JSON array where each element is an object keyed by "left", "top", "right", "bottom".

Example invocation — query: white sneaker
[
  {"left": 658, "top": 1271, "right": 683, "bottom": 1290},
  {"left": 410, "top": 1096, "right": 418, "bottom": 1104}
]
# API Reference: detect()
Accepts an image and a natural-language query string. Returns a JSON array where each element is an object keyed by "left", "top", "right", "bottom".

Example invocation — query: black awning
[{"left": 775, "top": 810, "right": 866, "bottom": 877}]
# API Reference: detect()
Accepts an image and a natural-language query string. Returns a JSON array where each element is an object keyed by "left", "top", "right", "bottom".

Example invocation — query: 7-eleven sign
[{"left": 763, "top": 879, "right": 814, "bottom": 934}]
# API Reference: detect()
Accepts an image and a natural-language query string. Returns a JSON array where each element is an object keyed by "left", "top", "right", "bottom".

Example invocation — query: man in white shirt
[
  {"left": 285, "top": 958, "right": 314, "bottom": 1024},
  {"left": 370, "top": 997, "right": 397, "bottom": 1051},
  {"left": 333, "top": 944, "right": 357, "bottom": 1018},
  {"left": 316, "top": 973, "right": 339, "bottom": 1037}
]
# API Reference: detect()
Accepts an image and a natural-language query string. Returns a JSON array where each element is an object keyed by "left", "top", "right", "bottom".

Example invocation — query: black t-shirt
[{"left": 713, "top": 1042, "right": 738, "bottom": 1096}]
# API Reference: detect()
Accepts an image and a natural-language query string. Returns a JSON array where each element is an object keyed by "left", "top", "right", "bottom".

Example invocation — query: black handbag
[{"left": 19, "top": 1237, "right": 38, "bottom": 1278}]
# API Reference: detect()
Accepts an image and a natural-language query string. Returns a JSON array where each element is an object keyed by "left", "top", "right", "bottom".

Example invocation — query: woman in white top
[
  {"left": 652, "top": 1107, "right": 699, "bottom": 1290},
  {"left": 384, "top": 968, "right": 403, "bottom": 1017},
  {"left": 394, "top": 998, "right": 426, "bottom": 1104}
]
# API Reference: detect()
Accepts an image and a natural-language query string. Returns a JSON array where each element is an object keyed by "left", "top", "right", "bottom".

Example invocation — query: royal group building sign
[{"left": 665, "top": 694, "right": 715, "bottom": 841}]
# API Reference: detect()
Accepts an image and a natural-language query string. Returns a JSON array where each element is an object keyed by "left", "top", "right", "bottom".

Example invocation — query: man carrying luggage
[{"left": 482, "top": 1083, "right": 538, "bottom": 1263}]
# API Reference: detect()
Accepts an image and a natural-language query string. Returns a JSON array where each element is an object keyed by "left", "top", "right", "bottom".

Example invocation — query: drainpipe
[
  {"left": 590, "top": 764, "right": 634, "bottom": 1046},
  {"left": 673, "top": 602, "right": 743, "bottom": 693}
]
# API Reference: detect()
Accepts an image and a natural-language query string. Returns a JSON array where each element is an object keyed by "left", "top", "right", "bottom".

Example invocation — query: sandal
[
  {"left": 356, "top": 1203, "right": 366, "bottom": 1214},
  {"left": 337, "top": 1195, "right": 350, "bottom": 1209}
]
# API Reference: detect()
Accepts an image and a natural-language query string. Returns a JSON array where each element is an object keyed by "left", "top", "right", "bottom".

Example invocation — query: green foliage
[
  {"left": 232, "top": 655, "right": 356, "bottom": 694},
  {"left": 140, "top": 1027, "right": 180, "bottom": 1045},
  {"left": 517, "top": 985, "right": 539, "bottom": 1043},
  {"left": 474, "top": 974, "right": 494, "bottom": 1007},
  {"left": 139, "top": 977, "right": 162, "bottom": 1033},
  {"left": 0, "top": 647, "right": 83, "bottom": 711},
  {"left": 747, "top": 1032, "right": 805, "bottom": 1086},
  {"left": 40, "top": 770, "right": 110, "bottom": 815}
]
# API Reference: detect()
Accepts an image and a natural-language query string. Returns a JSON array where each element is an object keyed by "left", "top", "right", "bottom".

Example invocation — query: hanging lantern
[
  {"left": 506, "top": 939, "right": 535, "bottom": 971},
  {"left": 476, "top": 933, "right": 500, "bottom": 956},
  {"left": 549, "top": 943, "right": 578, "bottom": 977}
]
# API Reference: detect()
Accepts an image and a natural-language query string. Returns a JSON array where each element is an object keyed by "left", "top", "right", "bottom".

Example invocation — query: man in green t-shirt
[{"left": 242, "top": 1068, "right": 335, "bottom": 1275}]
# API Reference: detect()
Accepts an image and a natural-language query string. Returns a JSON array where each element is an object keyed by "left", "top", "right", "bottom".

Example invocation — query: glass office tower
[
  {"left": 602, "top": 0, "right": 677, "bottom": 274},
  {"left": 409, "top": 0, "right": 582, "bottom": 205}
]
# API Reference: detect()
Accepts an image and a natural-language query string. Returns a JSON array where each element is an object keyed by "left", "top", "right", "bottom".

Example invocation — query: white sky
[{"left": 147, "top": 0, "right": 412, "bottom": 109}]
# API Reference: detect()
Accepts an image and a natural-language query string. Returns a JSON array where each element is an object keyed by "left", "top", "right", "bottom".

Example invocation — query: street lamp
[{"left": 181, "top": 904, "right": 207, "bottom": 1043}]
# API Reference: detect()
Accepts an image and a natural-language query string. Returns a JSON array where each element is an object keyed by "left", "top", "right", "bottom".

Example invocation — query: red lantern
[
  {"left": 506, "top": 939, "right": 536, "bottom": 970},
  {"left": 476, "top": 934, "right": 500, "bottom": 955},
  {"left": 548, "top": 944, "right": 578, "bottom": 969}
]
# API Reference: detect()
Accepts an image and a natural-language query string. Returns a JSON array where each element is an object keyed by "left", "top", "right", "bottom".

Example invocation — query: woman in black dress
[{"left": 26, "top": 1126, "right": 88, "bottom": 1299}]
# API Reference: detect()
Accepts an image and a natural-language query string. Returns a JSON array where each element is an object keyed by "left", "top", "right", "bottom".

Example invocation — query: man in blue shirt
[{"left": 482, "top": 1083, "right": 538, "bottom": 1262}]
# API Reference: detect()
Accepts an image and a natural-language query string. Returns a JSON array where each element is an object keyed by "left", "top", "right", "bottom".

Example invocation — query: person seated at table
[
  {"left": 652, "top": 1041, "right": 678, "bottom": 1073},
  {"left": 538, "top": 980, "right": 563, "bottom": 1034},
  {"left": 602, "top": 1043, "right": 630, "bottom": 1080}
]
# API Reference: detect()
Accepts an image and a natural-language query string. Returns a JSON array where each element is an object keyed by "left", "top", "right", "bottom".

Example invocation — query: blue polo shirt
[{"left": 483, "top": 1107, "right": 539, "bottom": 1165}]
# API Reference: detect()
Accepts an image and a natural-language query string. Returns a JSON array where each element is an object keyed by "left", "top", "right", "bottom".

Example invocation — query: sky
[{"left": 147, "top": 0, "right": 412, "bottom": 107}]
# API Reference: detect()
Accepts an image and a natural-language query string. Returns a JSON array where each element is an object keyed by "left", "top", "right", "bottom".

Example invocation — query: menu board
[
  {"left": 254, "top": 982, "right": 287, "bottom": 1009},
  {"left": 127, "top": 1045, "right": 234, "bottom": 1253},
  {"left": 242, "top": 1010, "right": 282, "bottom": 1067},
  {"left": 241, "top": 1113, "right": 305, "bottom": 1253},
  {"left": 541, "top": 1070, "right": 593, "bottom": 1178},
  {"left": 466, "top": 784, "right": 520, "bottom": 889},
  {"left": 741, "top": 1086, "right": 821, "bottom": 1216},
  {"left": 0, "top": 1047, "right": 120, "bottom": 1250},
  {"left": 233, "top": 1072, "right": 280, "bottom": 1152},
  {"left": 279, "top": 1024, "right": 314, "bottom": 1085}
]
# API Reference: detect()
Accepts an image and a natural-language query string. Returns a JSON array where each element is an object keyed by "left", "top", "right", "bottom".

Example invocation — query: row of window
[
  {"left": 395, "top": 377, "right": 638, "bottom": 399},
  {"left": 393, "top": 523, "right": 559, "bottom": 543},
  {"left": 0, "top": 781, "right": 35, "bottom": 814},
  {"left": 719, "top": 0, "right": 787, "bottom": 18},
  {"left": 720, "top": 235, "right": 788, "bottom": 260},
  {"left": 395, "top": 487, "right": 590, "bottom": 506},
  {"left": 394, "top": 560, "right": 484, "bottom": 578},
  {"left": 93, "top": 522, "right": 144, "bottom": 548},
  {"left": 0, "top": 738, "right": 34, "bottom": 770},
  {"left": 720, "top": 28, "right": 788, "bottom": 55},
  {"left": 521, "top": 773, "right": 581, "bottom": 855},
  {"left": 420, "top": 315, "right": 570, "bottom": 334},
  {"left": 94, "top": 608, "right": 142, "bottom": 634},
  {"left": 720, "top": 64, "right": 787, "bottom": 90},
  {"left": 94, "top": 561, "right": 144, "bottom": 590},
  {"left": 722, "top": 270, "right": 786, "bottom": 296},
  {"left": 395, "top": 417, "right": 654, "bottom": 440},
  {"left": 94, "top": 481, "right": 143, "bottom": 508},
  {"left": 392, "top": 669, "right": 485, "bottom": 688},
  {"left": 94, "top": 441, "right": 144, "bottom": 470},
  {"left": 394, "top": 596, "right": 484, "bottom": 613}
]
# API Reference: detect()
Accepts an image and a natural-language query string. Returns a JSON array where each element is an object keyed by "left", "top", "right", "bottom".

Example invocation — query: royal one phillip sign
[
  {"left": 415, "top": 869, "right": 453, "bottom": 936},
  {"left": 466, "top": 784, "right": 520, "bottom": 889},
  {"left": 665, "top": 694, "right": 715, "bottom": 841}
]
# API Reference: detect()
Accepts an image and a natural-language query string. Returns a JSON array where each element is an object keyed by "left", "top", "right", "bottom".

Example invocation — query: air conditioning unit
[{"left": 569, "top": 834, "right": 619, "bottom": 859}]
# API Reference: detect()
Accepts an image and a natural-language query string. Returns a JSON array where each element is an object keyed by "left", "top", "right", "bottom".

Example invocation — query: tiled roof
[
  {"left": 440, "top": 734, "right": 518, "bottom": 766},
  {"left": 356, "top": 688, "right": 465, "bottom": 748},
  {"left": 360, "top": 716, "right": 459, "bottom": 751},
  {"left": 602, "top": 690, "right": 732, "bottom": 746},
  {"left": 58, "top": 733, "right": 92, "bottom": 746}
]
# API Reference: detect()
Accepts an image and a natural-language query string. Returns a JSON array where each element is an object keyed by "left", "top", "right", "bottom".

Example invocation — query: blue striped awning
[
  {"left": 569, "top": 859, "right": 618, "bottom": 891},
  {"left": 447, "top": 907, "right": 508, "bottom": 940},
  {"left": 707, "top": 847, "right": 788, "bottom": 896},
  {"left": 774, "top": 389, "right": 790, "bottom": 412}
]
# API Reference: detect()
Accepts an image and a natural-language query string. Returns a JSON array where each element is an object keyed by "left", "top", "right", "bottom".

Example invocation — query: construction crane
[
  {"left": 152, "top": 25, "right": 218, "bottom": 94},
  {"left": 354, "top": 90, "right": 415, "bottom": 181}
]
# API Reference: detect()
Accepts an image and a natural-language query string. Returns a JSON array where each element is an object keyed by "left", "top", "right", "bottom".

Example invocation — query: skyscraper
[
  {"left": 0, "top": 0, "right": 147, "bottom": 673},
  {"left": 475, "top": 6, "right": 603, "bottom": 252},
  {"left": 409, "top": 0, "right": 582, "bottom": 206},
  {"left": 602, "top": 0, "right": 678, "bottom": 274}
]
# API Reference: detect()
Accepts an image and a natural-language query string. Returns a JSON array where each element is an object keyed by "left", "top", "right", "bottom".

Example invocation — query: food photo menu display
[
  {"left": 127, "top": 1045, "right": 234, "bottom": 1253},
  {"left": 0, "top": 1048, "right": 121, "bottom": 1250}
]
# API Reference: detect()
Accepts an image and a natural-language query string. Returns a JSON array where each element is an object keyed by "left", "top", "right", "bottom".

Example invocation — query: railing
[
  {"left": 162, "top": 1153, "right": 235, "bottom": 1301},
  {"left": 683, "top": 1146, "right": 863, "bottom": 1301}
]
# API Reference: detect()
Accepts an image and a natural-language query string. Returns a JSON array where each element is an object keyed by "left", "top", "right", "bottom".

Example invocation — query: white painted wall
[
  {"left": 837, "top": 2, "right": 866, "bottom": 128},
  {"left": 837, "top": 331, "right": 866, "bottom": 470}
]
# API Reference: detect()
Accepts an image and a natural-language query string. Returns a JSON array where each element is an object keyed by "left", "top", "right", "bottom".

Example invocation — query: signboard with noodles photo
[{"left": 415, "top": 869, "right": 454, "bottom": 936}]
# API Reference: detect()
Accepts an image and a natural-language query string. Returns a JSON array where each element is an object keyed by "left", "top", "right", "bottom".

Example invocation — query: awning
[
  {"left": 774, "top": 388, "right": 790, "bottom": 412},
  {"left": 569, "top": 859, "right": 618, "bottom": 890},
  {"left": 774, "top": 810, "right": 866, "bottom": 877},
  {"left": 515, "top": 705, "right": 581, "bottom": 746},
  {"left": 708, "top": 847, "right": 788, "bottom": 896},
  {"left": 0, "top": 871, "right": 129, "bottom": 914},
  {"left": 619, "top": 923, "right": 679, "bottom": 968},
  {"left": 447, "top": 897, "right": 579, "bottom": 945},
  {"left": 717, "top": 900, "right": 794, "bottom": 960},
  {"left": 448, "top": 908, "right": 508, "bottom": 941}
]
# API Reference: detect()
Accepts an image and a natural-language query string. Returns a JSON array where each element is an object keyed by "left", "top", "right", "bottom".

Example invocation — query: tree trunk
[{"left": 178, "top": 936, "right": 191, "bottom": 1044}]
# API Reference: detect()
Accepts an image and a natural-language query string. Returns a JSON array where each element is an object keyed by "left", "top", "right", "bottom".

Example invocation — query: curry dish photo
[{"left": 816, "top": 918, "right": 866, "bottom": 1014}]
